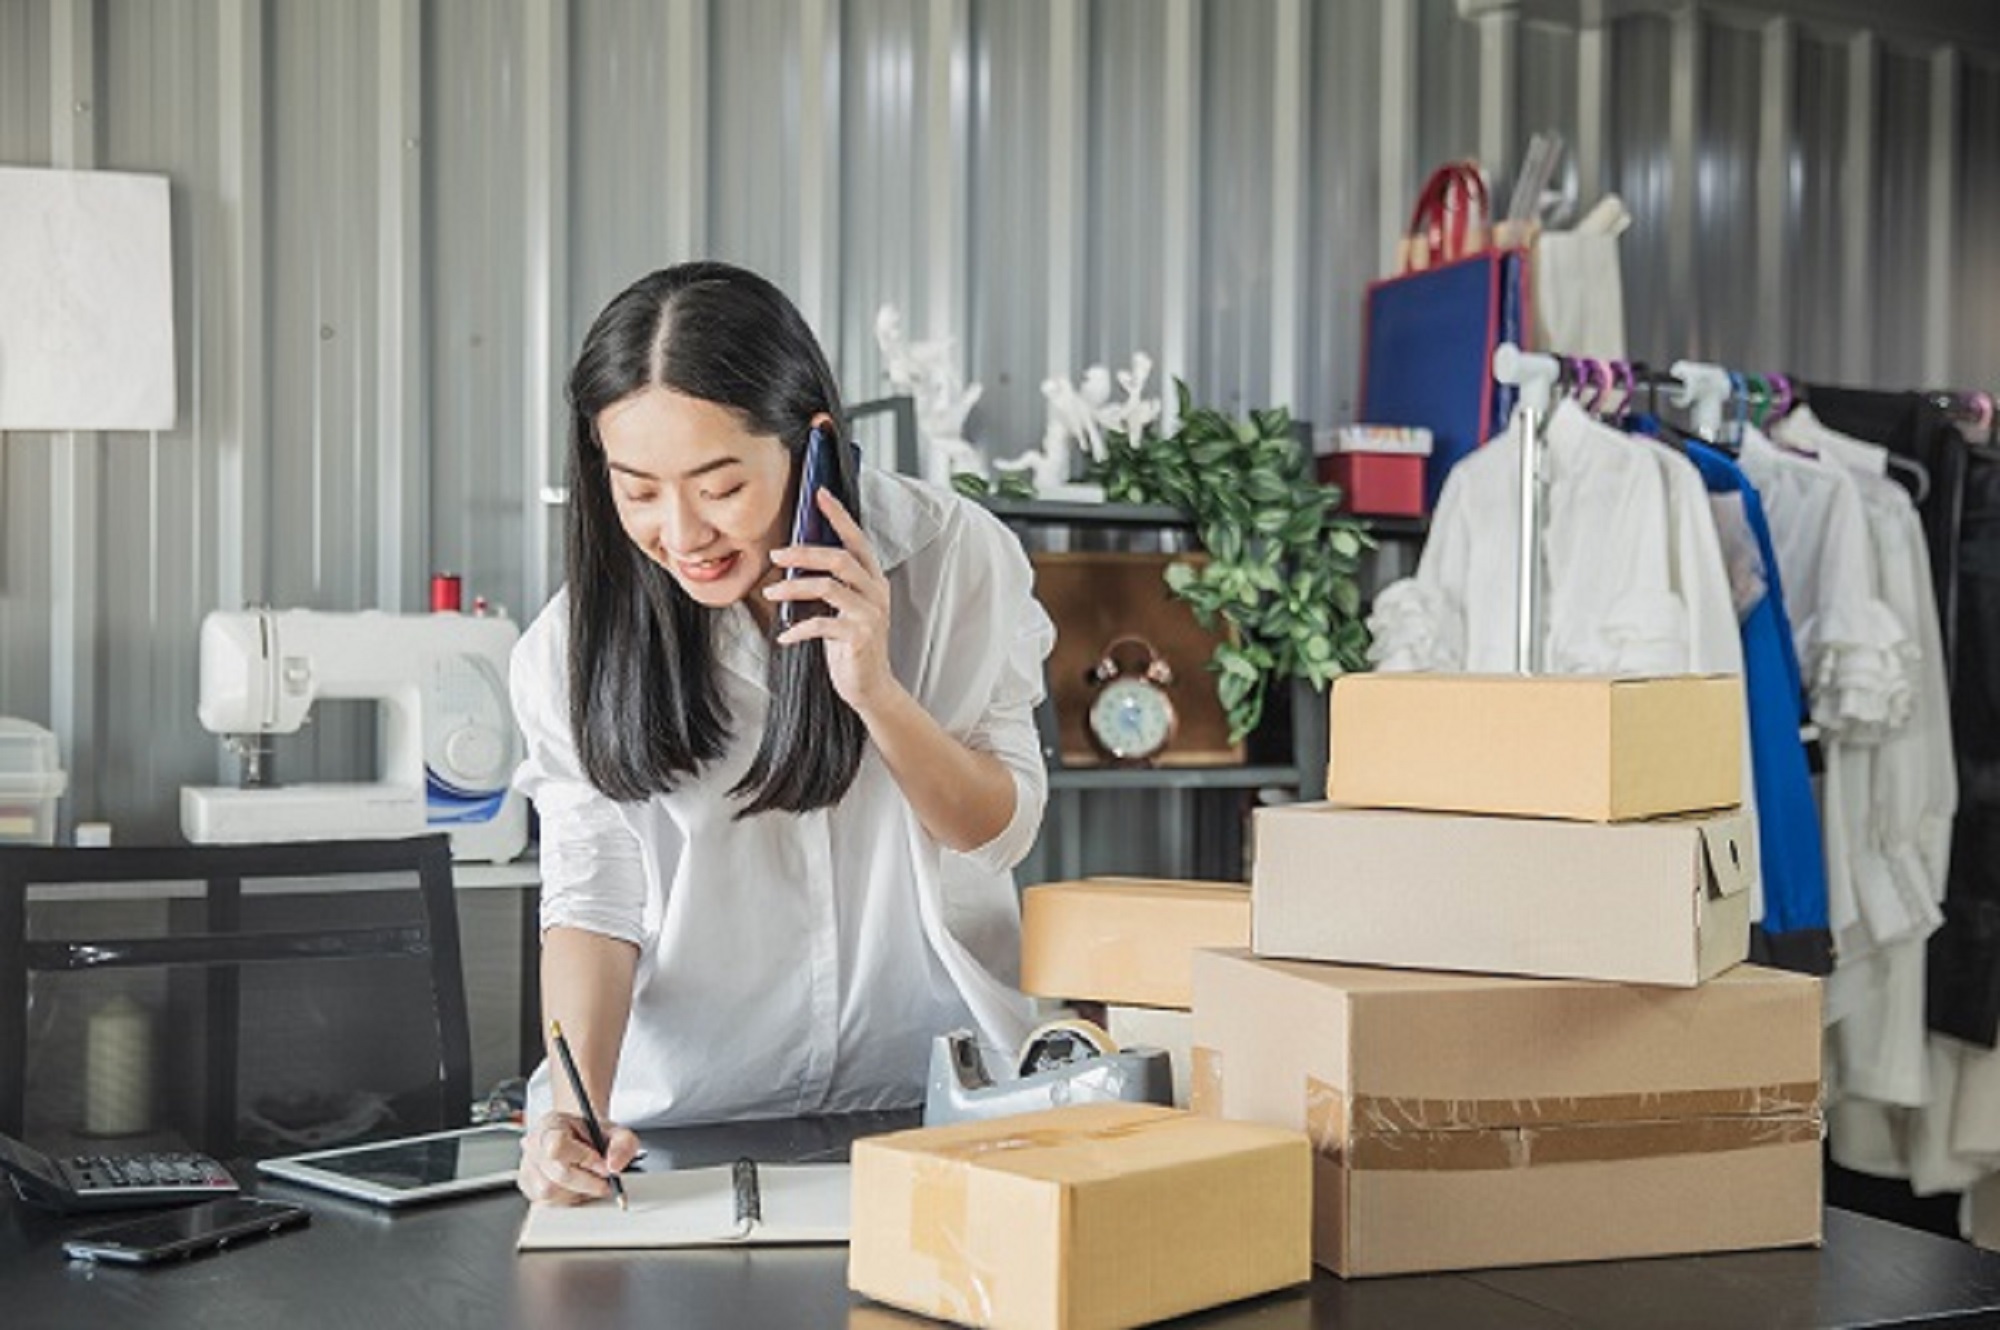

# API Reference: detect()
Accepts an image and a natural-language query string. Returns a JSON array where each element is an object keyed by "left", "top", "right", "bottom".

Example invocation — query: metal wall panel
[
  {"left": 1083, "top": 0, "right": 1169, "bottom": 386},
  {"left": 1303, "top": 0, "right": 1382, "bottom": 430},
  {"left": 1955, "top": 59, "right": 2000, "bottom": 390},
  {"left": 1194, "top": 0, "right": 1278, "bottom": 415},
  {"left": 834, "top": 0, "right": 945, "bottom": 416},
  {"left": 93, "top": 0, "right": 207, "bottom": 827},
  {"left": 1517, "top": 20, "right": 1577, "bottom": 161},
  {"left": 5, "top": 0, "right": 2000, "bottom": 850},
  {"left": 1693, "top": 18, "right": 1764, "bottom": 366},
  {"left": 568, "top": 0, "right": 687, "bottom": 328},
  {"left": 426, "top": 0, "right": 534, "bottom": 622},
  {"left": 707, "top": 0, "right": 807, "bottom": 302},
  {"left": 1417, "top": 0, "right": 1481, "bottom": 176},
  {"left": 965, "top": 0, "right": 1055, "bottom": 454},
  {"left": 1788, "top": 31, "right": 1849, "bottom": 380},
  {"left": 1874, "top": 47, "right": 1936, "bottom": 390},
  {"left": 1607, "top": 14, "right": 1678, "bottom": 364},
  {"left": 0, "top": 0, "right": 54, "bottom": 731}
]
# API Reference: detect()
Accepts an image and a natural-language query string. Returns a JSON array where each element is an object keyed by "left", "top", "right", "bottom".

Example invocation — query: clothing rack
[{"left": 1487, "top": 343, "right": 1902, "bottom": 673}]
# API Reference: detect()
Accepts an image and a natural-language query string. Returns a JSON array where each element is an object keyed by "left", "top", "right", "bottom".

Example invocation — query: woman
[{"left": 511, "top": 262, "right": 1052, "bottom": 1204}]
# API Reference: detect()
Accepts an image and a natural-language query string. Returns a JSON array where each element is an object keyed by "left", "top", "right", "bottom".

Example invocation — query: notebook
[{"left": 517, "top": 1159, "right": 850, "bottom": 1251}]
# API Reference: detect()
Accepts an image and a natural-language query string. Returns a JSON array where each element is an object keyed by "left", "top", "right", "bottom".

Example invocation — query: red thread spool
[{"left": 430, "top": 572, "right": 463, "bottom": 613}]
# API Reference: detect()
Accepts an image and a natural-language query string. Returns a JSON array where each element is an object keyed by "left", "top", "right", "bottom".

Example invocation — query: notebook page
[{"left": 517, "top": 1163, "right": 850, "bottom": 1250}]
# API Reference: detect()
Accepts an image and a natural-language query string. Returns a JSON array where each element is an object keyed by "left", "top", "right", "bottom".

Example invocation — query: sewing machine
[{"left": 179, "top": 609, "right": 528, "bottom": 863}]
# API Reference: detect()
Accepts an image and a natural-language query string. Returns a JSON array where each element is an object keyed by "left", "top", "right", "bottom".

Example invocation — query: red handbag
[{"left": 1394, "top": 160, "right": 1492, "bottom": 274}]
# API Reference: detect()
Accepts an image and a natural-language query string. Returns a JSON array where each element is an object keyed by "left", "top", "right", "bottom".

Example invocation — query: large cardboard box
[
  {"left": 848, "top": 1102, "right": 1311, "bottom": 1330},
  {"left": 1327, "top": 673, "right": 1743, "bottom": 821},
  {"left": 1253, "top": 803, "right": 1753, "bottom": 986},
  {"left": 1190, "top": 950, "right": 1823, "bottom": 1277},
  {"left": 1020, "top": 878, "right": 1251, "bottom": 1010}
]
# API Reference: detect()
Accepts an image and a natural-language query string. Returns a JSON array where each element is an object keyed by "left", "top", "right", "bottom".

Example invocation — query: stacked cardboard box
[
  {"left": 1192, "top": 672, "right": 1827, "bottom": 1277},
  {"left": 1018, "top": 877, "right": 1251, "bottom": 1108}
]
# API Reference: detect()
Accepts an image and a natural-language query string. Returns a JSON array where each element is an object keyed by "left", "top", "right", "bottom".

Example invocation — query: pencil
[{"left": 549, "top": 1019, "right": 628, "bottom": 1211}]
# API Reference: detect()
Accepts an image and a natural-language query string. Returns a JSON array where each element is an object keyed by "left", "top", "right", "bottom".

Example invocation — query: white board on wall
[{"left": 0, "top": 165, "right": 176, "bottom": 432}]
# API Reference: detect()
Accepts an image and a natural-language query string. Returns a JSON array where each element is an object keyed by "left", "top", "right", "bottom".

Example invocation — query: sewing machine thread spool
[{"left": 430, "top": 573, "right": 462, "bottom": 613}]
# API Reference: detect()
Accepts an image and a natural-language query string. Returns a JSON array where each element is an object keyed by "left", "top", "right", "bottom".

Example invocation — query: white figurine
[
  {"left": 1095, "top": 352, "right": 1162, "bottom": 442},
  {"left": 874, "top": 305, "right": 987, "bottom": 488},
  {"left": 990, "top": 370, "right": 1114, "bottom": 502}
]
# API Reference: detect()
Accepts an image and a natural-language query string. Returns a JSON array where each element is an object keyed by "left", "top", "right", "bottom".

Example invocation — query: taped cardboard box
[
  {"left": 1328, "top": 673, "right": 1743, "bottom": 821},
  {"left": 1190, "top": 950, "right": 1823, "bottom": 1278},
  {"left": 1020, "top": 878, "right": 1250, "bottom": 1010},
  {"left": 1253, "top": 803, "right": 1753, "bottom": 986},
  {"left": 848, "top": 1102, "right": 1311, "bottom": 1330}
]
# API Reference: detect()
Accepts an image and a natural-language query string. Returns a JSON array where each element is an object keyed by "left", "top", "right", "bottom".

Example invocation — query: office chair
[{"left": 0, "top": 835, "right": 472, "bottom": 1158}]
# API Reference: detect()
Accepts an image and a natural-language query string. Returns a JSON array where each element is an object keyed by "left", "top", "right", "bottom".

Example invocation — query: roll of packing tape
[
  {"left": 85, "top": 994, "right": 154, "bottom": 1136},
  {"left": 1015, "top": 1017, "right": 1119, "bottom": 1078}
]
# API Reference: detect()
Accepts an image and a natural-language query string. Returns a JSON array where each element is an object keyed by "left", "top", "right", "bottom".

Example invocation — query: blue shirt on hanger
[{"left": 1682, "top": 441, "right": 1832, "bottom": 972}]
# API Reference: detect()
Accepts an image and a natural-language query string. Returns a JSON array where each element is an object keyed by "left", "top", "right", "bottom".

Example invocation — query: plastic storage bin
[{"left": 0, "top": 717, "right": 66, "bottom": 845}]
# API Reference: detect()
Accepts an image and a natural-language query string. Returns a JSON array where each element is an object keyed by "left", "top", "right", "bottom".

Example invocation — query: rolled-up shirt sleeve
[
  {"left": 509, "top": 603, "right": 652, "bottom": 947},
  {"left": 937, "top": 512, "right": 1055, "bottom": 875},
  {"left": 959, "top": 587, "right": 1055, "bottom": 873}
]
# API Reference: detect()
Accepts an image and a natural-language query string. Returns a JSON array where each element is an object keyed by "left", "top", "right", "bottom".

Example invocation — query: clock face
[{"left": 1088, "top": 678, "right": 1175, "bottom": 762}]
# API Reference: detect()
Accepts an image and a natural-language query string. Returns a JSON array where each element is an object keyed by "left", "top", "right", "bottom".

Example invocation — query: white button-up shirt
[{"left": 511, "top": 468, "right": 1053, "bottom": 1127}]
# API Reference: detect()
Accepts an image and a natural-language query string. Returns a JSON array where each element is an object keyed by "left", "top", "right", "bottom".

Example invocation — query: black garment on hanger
[
  {"left": 1804, "top": 386, "right": 2000, "bottom": 1045},
  {"left": 1928, "top": 453, "right": 2000, "bottom": 1045},
  {"left": 1805, "top": 386, "right": 1968, "bottom": 654}
]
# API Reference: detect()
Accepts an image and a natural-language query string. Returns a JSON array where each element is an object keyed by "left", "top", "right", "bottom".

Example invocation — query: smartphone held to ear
[{"left": 778, "top": 423, "right": 856, "bottom": 632}]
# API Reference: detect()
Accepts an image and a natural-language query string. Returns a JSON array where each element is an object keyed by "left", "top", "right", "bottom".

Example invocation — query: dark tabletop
[{"left": 7, "top": 1112, "right": 2000, "bottom": 1330}]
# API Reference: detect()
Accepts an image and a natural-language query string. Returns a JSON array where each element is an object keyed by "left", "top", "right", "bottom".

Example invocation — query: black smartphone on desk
[
  {"left": 62, "top": 1196, "right": 309, "bottom": 1265},
  {"left": 778, "top": 423, "right": 858, "bottom": 632}
]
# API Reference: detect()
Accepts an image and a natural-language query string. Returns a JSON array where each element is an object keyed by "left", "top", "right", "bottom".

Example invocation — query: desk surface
[{"left": 7, "top": 1113, "right": 2000, "bottom": 1330}]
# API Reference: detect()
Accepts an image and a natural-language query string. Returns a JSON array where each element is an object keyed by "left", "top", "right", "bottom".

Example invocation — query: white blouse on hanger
[{"left": 1369, "top": 399, "right": 1686, "bottom": 675}]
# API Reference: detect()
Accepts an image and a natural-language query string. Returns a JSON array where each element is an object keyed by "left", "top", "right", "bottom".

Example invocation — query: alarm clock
[{"left": 1084, "top": 636, "right": 1177, "bottom": 764}]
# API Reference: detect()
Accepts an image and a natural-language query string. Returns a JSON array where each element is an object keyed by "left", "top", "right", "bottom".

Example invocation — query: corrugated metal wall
[{"left": 3, "top": 0, "right": 1999, "bottom": 848}]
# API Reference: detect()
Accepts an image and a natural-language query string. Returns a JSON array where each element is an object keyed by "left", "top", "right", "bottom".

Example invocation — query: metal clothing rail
[{"left": 1488, "top": 345, "right": 1759, "bottom": 673}]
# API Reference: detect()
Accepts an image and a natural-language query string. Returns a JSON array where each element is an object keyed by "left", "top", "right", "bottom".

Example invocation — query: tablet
[{"left": 257, "top": 1123, "right": 524, "bottom": 1207}]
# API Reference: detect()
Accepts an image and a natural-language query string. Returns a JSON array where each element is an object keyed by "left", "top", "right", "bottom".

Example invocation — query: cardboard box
[
  {"left": 1253, "top": 803, "right": 1753, "bottom": 986},
  {"left": 1105, "top": 1006, "right": 1194, "bottom": 1108},
  {"left": 1020, "top": 878, "right": 1251, "bottom": 1010},
  {"left": 1327, "top": 673, "right": 1743, "bottom": 822},
  {"left": 849, "top": 1102, "right": 1311, "bottom": 1330},
  {"left": 1190, "top": 950, "right": 1823, "bottom": 1277}
]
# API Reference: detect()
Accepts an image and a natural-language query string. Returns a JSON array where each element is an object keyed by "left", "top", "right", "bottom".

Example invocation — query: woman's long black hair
[{"left": 564, "top": 261, "right": 866, "bottom": 816}]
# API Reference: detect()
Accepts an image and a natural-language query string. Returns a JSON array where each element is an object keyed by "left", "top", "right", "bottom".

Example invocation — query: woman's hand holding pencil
[{"left": 516, "top": 1020, "right": 641, "bottom": 1207}]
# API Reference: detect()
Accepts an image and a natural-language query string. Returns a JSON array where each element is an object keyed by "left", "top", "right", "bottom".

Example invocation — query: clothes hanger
[{"left": 1744, "top": 375, "right": 1771, "bottom": 430}]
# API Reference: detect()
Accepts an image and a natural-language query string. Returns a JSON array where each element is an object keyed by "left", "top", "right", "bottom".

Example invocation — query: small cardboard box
[
  {"left": 1020, "top": 878, "right": 1251, "bottom": 1010},
  {"left": 1327, "top": 673, "right": 1743, "bottom": 822},
  {"left": 848, "top": 1102, "right": 1311, "bottom": 1330},
  {"left": 1190, "top": 950, "right": 1823, "bottom": 1278},
  {"left": 1253, "top": 803, "right": 1753, "bottom": 986}
]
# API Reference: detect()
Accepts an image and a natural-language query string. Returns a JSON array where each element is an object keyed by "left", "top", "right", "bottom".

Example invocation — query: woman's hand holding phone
[{"left": 765, "top": 488, "right": 899, "bottom": 716}]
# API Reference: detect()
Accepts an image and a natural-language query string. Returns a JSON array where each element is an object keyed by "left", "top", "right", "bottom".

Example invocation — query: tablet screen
[{"left": 259, "top": 1124, "right": 524, "bottom": 1204}]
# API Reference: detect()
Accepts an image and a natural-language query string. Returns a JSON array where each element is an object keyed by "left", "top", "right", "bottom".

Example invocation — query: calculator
[{"left": 0, "top": 1130, "right": 239, "bottom": 1213}]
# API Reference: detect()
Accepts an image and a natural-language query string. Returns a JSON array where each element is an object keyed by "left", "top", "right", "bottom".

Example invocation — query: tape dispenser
[{"left": 922, "top": 1017, "right": 1175, "bottom": 1126}]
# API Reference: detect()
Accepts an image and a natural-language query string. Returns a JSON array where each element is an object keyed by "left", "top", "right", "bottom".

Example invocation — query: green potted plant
[{"left": 1088, "top": 381, "right": 1374, "bottom": 742}]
